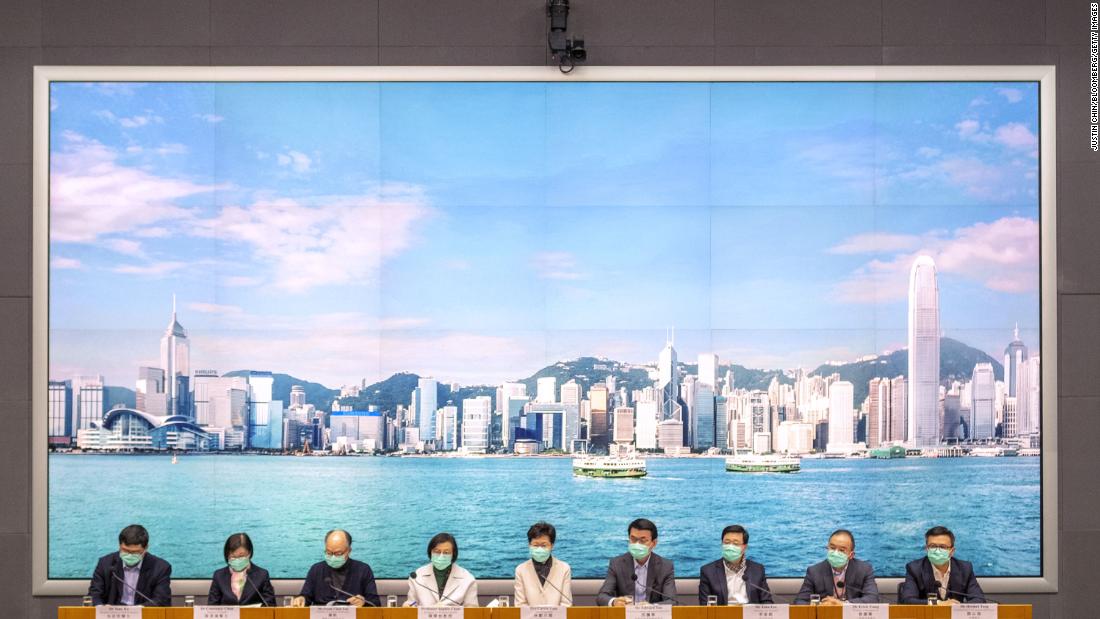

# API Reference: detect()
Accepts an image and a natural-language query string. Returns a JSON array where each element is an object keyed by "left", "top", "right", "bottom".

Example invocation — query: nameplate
[
  {"left": 743, "top": 604, "right": 790, "bottom": 619},
  {"left": 522, "top": 605, "right": 567, "bottom": 619},
  {"left": 311, "top": 607, "right": 356, "bottom": 619},
  {"left": 952, "top": 604, "right": 998, "bottom": 619},
  {"left": 195, "top": 607, "right": 240, "bottom": 619},
  {"left": 419, "top": 605, "right": 466, "bottom": 619},
  {"left": 95, "top": 607, "right": 141, "bottom": 619},
  {"left": 626, "top": 603, "right": 672, "bottom": 619},
  {"left": 842, "top": 604, "right": 889, "bottom": 619}
]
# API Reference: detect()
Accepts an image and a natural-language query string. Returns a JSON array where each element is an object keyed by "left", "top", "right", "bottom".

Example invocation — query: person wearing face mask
[
  {"left": 514, "top": 521, "right": 573, "bottom": 606},
  {"left": 290, "top": 529, "right": 380, "bottom": 607},
  {"left": 87, "top": 524, "right": 172, "bottom": 606},
  {"left": 206, "top": 532, "right": 276, "bottom": 606},
  {"left": 794, "top": 529, "right": 879, "bottom": 605},
  {"left": 898, "top": 526, "right": 985, "bottom": 605},
  {"left": 405, "top": 532, "right": 479, "bottom": 606},
  {"left": 698, "top": 524, "right": 773, "bottom": 605},
  {"left": 596, "top": 518, "right": 677, "bottom": 606}
]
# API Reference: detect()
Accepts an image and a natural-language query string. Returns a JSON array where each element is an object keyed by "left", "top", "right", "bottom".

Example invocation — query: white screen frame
[{"left": 32, "top": 64, "right": 1059, "bottom": 598}]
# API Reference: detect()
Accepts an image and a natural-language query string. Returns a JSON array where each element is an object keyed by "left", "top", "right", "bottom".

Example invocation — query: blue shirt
[
  {"left": 633, "top": 559, "right": 649, "bottom": 603},
  {"left": 121, "top": 559, "right": 142, "bottom": 605}
]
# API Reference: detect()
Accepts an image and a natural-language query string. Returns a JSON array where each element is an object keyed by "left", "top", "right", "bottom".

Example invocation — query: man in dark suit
[
  {"left": 698, "top": 524, "right": 772, "bottom": 605},
  {"left": 596, "top": 518, "right": 677, "bottom": 606},
  {"left": 87, "top": 524, "right": 172, "bottom": 606},
  {"left": 291, "top": 529, "right": 381, "bottom": 607},
  {"left": 794, "top": 529, "right": 879, "bottom": 605},
  {"left": 899, "top": 526, "right": 985, "bottom": 605}
]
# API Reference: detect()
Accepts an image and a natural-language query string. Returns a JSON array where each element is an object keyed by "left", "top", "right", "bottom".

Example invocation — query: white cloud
[
  {"left": 994, "top": 122, "right": 1038, "bottom": 150},
  {"left": 113, "top": 261, "right": 187, "bottom": 277},
  {"left": 532, "top": 251, "right": 585, "bottom": 280},
  {"left": 95, "top": 110, "right": 164, "bottom": 128},
  {"left": 222, "top": 275, "right": 263, "bottom": 287},
  {"left": 916, "top": 146, "right": 941, "bottom": 158},
  {"left": 187, "top": 302, "right": 244, "bottom": 316},
  {"left": 50, "top": 131, "right": 225, "bottom": 243},
  {"left": 51, "top": 256, "right": 82, "bottom": 269},
  {"left": 155, "top": 143, "right": 189, "bottom": 156},
  {"left": 827, "top": 232, "right": 924, "bottom": 255},
  {"left": 968, "top": 97, "right": 989, "bottom": 107},
  {"left": 276, "top": 150, "right": 312, "bottom": 173},
  {"left": 133, "top": 227, "right": 170, "bottom": 238},
  {"left": 196, "top": 113, "right": 225, "bottom": 124},
  {"left": 996, "top": 88, "right": 1024, "bottom": 103},
  {"left": 101, "top": 238, "right": 145, "bottom": 257},
  {"left": 955, "top": 119, "right": 991, "bottom": 143},
  {"left": 194, "top": 189, "right": 433, "bottom": 293},
  {"left": 832, "top": 216, "right": 1039, "bottom": 303}
]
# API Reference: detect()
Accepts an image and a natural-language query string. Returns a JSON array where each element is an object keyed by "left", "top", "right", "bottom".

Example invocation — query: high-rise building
[
  {"left": 889, "top": 376, "right": 907, "bottom": 442},
  {"left": 416, "top": 377, "right": 438, "bottom": 445},
  {"left": 827, "top": 381, "right": 855, "bottom": 453},
  {"left": 290, "top": 385, "right": 306, "bottom": 408},
  {"left": 943, "top": 393, "right": 963, "bottom": 440},
  {"left": 971, "top": 363, "right": 996, "bottom": 440},
  {"left": 698, "top": 353, "right": 718, "bottom": 388},
  {"left": 867, "top": 377, "right": 887, "bottom": 448},
  {"left": 1016, "top": 356, "right": 1041, "bottom": 436},
  {"left": 1003, "top": 324, "right": 1029, "bottom": 398},
  {"left": 612, "top": 406, "right": 634, "bottom": 443},
  {"left": 72, "top": 375, "right": 104, "bottom": 431},
  {"left": 536, "top": 377, "right": 557, "bottom": 404},
  {"left": 588, "top": 384, "right": 610, "bottom": 449},
  {"left": 48, "top": 380, "right": 73, "bottom": 446},
  {"left": 461, "top": 396, "right": 492, "bottom": 453},
  {"left": 715, "top": 395, "right": 729, "bottom": 450},
  {"left": 560, "top": 380, "right": 581, "bottom": 407},
  {"left": 160, "top": 297, "right": 190, "bottom": 418},
  {"left": 658, "top": 334, "right": 682, "bottom": 421},
  {"left": 437, "top": 405, "right": 459, "bottom": 450},
  {"left": 634, "top": 388, "right": 660, "bottom": 450},
  {"left": 657, "top": 418, "right": 684, "bottom": 454},
  {"left": 907, "top": 255, "right": 940, "bottom": 448},
  {"left": 247, "top": 372, "right": 284, "bottom": 449},
  {"left": 693, "top": 382, "right": 715, "bottom": 450}
]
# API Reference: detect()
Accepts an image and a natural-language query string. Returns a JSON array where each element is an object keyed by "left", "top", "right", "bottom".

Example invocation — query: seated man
[
  {"left": 794, "top": 529, "right": 879, "bottom": 605},
  {"left": 596, "top": 518, "right": 676, "bottom": 606},
  {"left": 899, "top": 526, "right": 985, "bottom": 605},
  {"left": 292, "top": 529, "right": 381, "bottom": 607},
  {"left": 87, "top": 524, "right": 172, "bottom": 606},
  {"left": 698, "top": 524, "right": 772, "bottom": 605}
]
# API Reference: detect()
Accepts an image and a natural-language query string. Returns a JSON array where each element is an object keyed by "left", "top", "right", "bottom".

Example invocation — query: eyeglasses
[
  {"left": 629, "top": 536, "right": 652, "bottom": 544},
  {"left": 926, "top": 544, "right": 953, "bottom": 551}
]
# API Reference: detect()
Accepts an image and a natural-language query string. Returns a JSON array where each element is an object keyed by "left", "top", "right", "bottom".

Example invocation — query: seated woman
[
  {"left": 207, "top": 532, "right": 276, "bottom": 607},
  {"left": 405, "top": 532, "right": 479, "bottom": 606},
  {"left": 515, "top": 521, "right": 572, "bottom": 606}
]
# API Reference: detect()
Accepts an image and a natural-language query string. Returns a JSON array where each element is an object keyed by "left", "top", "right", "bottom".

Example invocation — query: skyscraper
[
  {"left": 1003, "top": 324, "right": 1029, "bottom": 398},
  {"left": 827, "top": 381, "right": 855, "bottom": 452},
  {"left": 697, "top": 353, "right": 718, "bottom": 389},
  {"left": 461, "top": 396, "right": 492, "bottom": 453},
  {"left": 536, "top": 377, "right": 557, "bottom": 404},
  {"left": 48, "top": 380, "right": 72, "bottom": 446},
  {"left": 907, "top": 255, "right": 940, "bottom": 448},
  {"left": 657, "top": 333, "right": 682, "bottom": 421},
  {"left": 560, "top": 380, "right": 581, "bottom": 407},
  {"left": 160, "top": 297, "right": 190, "bottom": 418},
  {"left": 72, "top": 374, "right": 104, "bottom": 431},
  {"left": 971, "top": 363, "right": 996, "bottom": 440},
  {"left": 693, "top": 382, "right": 715, "bottom": 450},
  {"left": 613, "top": 406, "right": 635, "bottom": 443},
  {"left": 588, "top": 384, "right": 610, "bottom": 449},
  {"left": 416, "top": 377, "right": 438, "bottom": 445},
  {"left": 290, "top": 385, "right": 306, "bottom": 408}
]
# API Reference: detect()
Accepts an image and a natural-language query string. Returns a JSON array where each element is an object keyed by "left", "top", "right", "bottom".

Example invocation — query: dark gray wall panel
[
  {"left": 0, "top": 164, "right": 31, "bottom": 298},
  {"left": 211, "top": 0, "right": 380, "bottom": 47},
  {"left": 43, "top": 0, "right": 211, "bottom": 47}
]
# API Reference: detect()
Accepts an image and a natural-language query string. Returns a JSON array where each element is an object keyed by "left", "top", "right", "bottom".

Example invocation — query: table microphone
[
  {"left": 325, "top": 577, "right": 377, "bottom": 606},
  {"left": 939, "top": 586, "right": 1001, "bottom": 605},
  {"left": 111, "top": 571, "right": 157, "bottom": 606},
  {"left": 241, "top": 572, "right": 269, "bottom": 607},
  {"left": 408, "top": 571, "right": 463, "bottom": 606},
  {"left": 630, "top": 573, "right": 679, "bottom": 605},
  {"left": 741, "top": 577, "right": 784, "bottom": 604},
  {"left": 536, "top": 570, "right": 573, "bottom": 605}
]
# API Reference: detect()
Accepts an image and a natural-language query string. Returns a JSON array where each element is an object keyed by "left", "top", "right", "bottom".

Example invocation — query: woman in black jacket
[{"left": 207, "top": 532, "right": 276, "bottom": 606}]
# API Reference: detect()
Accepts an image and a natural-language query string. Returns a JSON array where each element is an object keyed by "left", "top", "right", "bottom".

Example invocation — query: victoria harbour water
[{"left": 48, "top": 454, "right": 1040, "bottom": 580}]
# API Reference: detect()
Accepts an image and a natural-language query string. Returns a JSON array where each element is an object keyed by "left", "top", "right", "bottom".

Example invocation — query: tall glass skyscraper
[{"left": 907, "top": 255, "right": 940, "bottom": 448}]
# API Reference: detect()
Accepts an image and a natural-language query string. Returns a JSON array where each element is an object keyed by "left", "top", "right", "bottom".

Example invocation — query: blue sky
[{"left": 49, "top": 81, "right": 1041, "bottom": 387}]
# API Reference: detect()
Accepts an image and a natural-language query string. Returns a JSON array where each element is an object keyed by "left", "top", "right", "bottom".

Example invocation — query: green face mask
[
  {"left": 431, "top": 552, "right": 453, "bottom": 571},
  {"left": 119, "top": 552, "right": 143, "bottom": 568},
  {"left": 628, "top": 543, "right": 651, "bottom": 561},
  {"left": 927, "top": 548, "right": 951, "bottom": 567},
  {"left": 826, "top": 549, "right": 849, "bottom": 569},
  {"left": 721, "top": 544, "right": 743, "bottom": 563},
  {"left": 325, "top": 553, "right": 348, "bottom": 570},
  {"left": 530, "top": 546, "right": 551, "bottom": 563},
  {"left": 228, "top": 556, "right": 250, "bottom": 572}
]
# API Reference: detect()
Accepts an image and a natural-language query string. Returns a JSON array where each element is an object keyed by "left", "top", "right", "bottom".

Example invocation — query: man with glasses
[
  {"left": 899, "top": 526, "right": 985, "bottom": 604},
  {"left": 596, "top": 518, "right": 677, "bottom": 606},
  {"left": 794, "top": 529, "right": 880, "bottom": 605},
  {"left": 87, "top": 524, "right": 172, "bottom": 606},
  {"left": 698, "top": 524, "right": 772, "bottom": 605},
  {"left": 291, "top": 529, "right": 380, "bottom": 607}
]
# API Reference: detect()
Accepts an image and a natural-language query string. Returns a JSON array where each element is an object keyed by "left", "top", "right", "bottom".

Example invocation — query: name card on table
[
  {"left": 195, "top": 606, "right": 241, "bottom": 619},
  {"left": 626, "top": 604, "right": 673, "bottom": 619},
  {"left": 311, "top": 607, "right": 357, "bottom": 619},
  {"left": 522, "top": 605, "right": 568, "bottom": 619},
  {"left": 95, "top": 607, "right": 141, "bottom": 619},
  {"left": 842, "top": 604, "right": 889, "bottom": 619},
  {"left": 419, "top": 606, "right": 467, "bottom": 619},
  {"left": 952, "top": 604, "right": 998, "bottom": 619},
  {"left": 743, "top": 604, "right": 790, "bottom": 619}
]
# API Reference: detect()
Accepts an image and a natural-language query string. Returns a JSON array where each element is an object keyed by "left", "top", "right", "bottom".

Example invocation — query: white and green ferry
[
  {"left": 572, "top": 454, "right": 647, "bottom": 478},
  {"left": 725, "top": 453, "right": 801, "bottom": 473}
]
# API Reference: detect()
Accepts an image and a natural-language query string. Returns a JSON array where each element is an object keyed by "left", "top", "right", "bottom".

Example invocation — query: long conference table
[{"left": 57, "top": 606, "right": 1033, "bottom": 619}]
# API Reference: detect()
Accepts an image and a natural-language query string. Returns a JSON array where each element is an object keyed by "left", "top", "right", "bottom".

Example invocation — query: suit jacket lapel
[
  {"left": 111, "top": 559, "right": 124, "bottom": 604},
  {"left": 715, "top": 562, "right": 729, "bottom": 604},
  {"left": 947, "top": 559, "right": 965, "bottom": 598},
  {"left": 921, "top": 558, "right": 939, "bottom": 596},
  {"left": 646, "top": 555, "right": 659, "bottom": 601}
]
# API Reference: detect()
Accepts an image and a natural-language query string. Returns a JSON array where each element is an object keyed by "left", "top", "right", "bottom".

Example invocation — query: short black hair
[
  {"left": 527, "top": 521, "right": 557, "bottom": 544},
  {"left": 118, "top": 524, "right": 149, "bottom": 548},
  {"left": 326, "top": 529, "right": 352, "bottom": 546},
  {"left": 721, "top": 524, "right": 749, "bottom": 545},
  {"left": 428, "top": 532, "right": 459, "bottom": 562},
  {"left": 829, "top": 529, "right": 855, "bottom": 549},
  {"left": 628, "top": 518, "right": 658, "bottom": 540},
  {"left": 925, "top": 526, "right": 955, "bottom": 546},
  {"left": 223, "top": 532, "right": 253, "bottom": 562}
]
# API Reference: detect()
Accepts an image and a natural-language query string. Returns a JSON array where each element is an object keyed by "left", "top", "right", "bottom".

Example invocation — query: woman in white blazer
[
  {"left": 515, "top": 522, "right": 572, "bottom": 606},
  {"left": 405, "top": 532, "right": 479, "bottom": 607}
]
